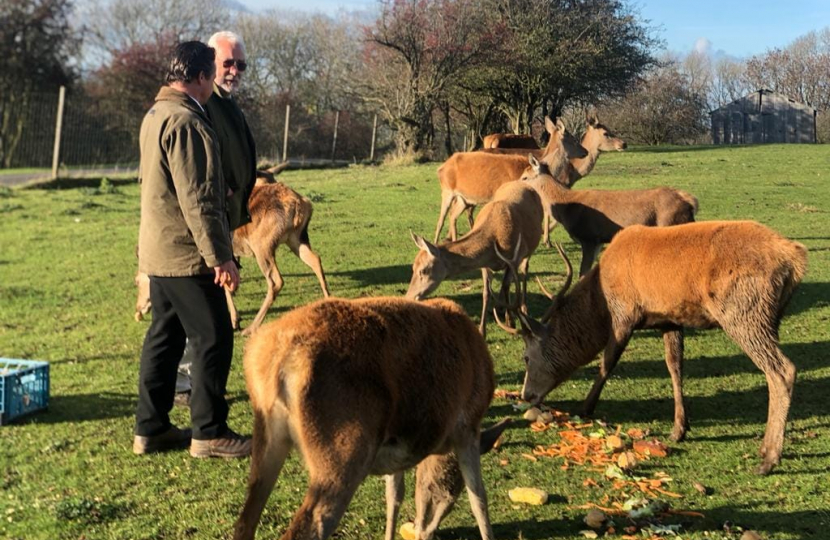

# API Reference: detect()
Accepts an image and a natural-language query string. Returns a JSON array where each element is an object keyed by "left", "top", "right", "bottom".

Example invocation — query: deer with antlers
[
  {"left": 521, "top": 154, "right": 699, "bottom": 276},
  {"left": 433, "top": 117, "right": 587, "bottom": 244},
  {"left": 493, "top": 221, "right": 807, "bottom": 474},
  {"left": 233, "top": 296, "right": 498, "bottom": 540}
]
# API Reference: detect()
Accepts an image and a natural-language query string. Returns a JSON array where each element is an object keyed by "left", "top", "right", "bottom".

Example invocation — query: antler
[
  {"left": 489, "top": 238, "right": 525, "bottom": 335},
  {"left": 539, "top": 242, "right": 573, "bottom": 324}
]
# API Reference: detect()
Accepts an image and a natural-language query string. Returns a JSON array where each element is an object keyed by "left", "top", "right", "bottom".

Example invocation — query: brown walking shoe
[
  {"left": 190, "top": 429, "right": 252, "bottom": 459},
  {"left": 133, "top": 425, "right": 192, "bottom": 455}
]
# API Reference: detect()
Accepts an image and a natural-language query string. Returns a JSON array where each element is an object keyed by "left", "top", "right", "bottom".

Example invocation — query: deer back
[
  {"left": 244, "top": 296, "right": 496, "bottom": 464},
  {"left": 232, "top": 182, "right": 313, "bottom": 255},
  {"left": 598, "top": 221, "right": 807, "bottom": 328}
]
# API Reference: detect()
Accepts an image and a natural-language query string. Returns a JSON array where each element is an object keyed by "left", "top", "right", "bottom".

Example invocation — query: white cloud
[{"left": 694, "top": 37, "right": 712, "bottom": 55}]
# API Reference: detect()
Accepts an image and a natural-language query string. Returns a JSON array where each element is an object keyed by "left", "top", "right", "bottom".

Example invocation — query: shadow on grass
[
  {"left": 23, "top": 176, "right": 137, "bottom": 190},
  {"left": 440, "top": 517, "right": 571, "bottom": 540},
  {"left": 17, "top": 392, "right": 136, "bottom": 424}
]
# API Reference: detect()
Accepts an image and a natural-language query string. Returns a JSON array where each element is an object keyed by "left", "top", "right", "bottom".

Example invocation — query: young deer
[
  {"left": 407, "top": 179, "right": 544, "bottom": 337},
  {"left": 494, "top": 221, "right": 807, "bottom": 474},
  {"left": 521, "top": 154, "right": 698, "bottom": 276},
  {"left": 229, "top": 178, "right": 330, "bottom": 335},
  {"left": 434, "top": 117, "right": 587, "bottom": 243},
  {"left": 233, "top": 296, "right": 497, "bottom": 540}
]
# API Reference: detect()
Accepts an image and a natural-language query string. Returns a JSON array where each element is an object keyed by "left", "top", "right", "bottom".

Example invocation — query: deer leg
[
  {"left": 721, "top": 320, "right": 796, "bottom": 475},
  {"left": 579, "top": 242, "right": 599, "bottom": 277},
  {"left": 447, "top": 197, "right": 469, "bottom": 241},
  {"left": 582, "top": 327, "right": 632, "bottom": 416},
  {"left": 433, "top": 191, "right": 455, "bottom": 243},
  {"left": 280, "top": 432, "right": 376, "bottom": 540},
  {"left": 225, "top": 286, "right": 241, "bottom": 330},
  {"left": 384, "top": 473, "right": 405, "bottom": 540},
  {"left": 663, "top": 328, "right": 689, "bottom": 442},
  {"left": 233, "top": 408, "right": 293, "bottom": 540},
  {"left": 414, "top": 455, "right": 458, "bottom": 540},
  {"left": 454, "top": 433, "right": 494, "bottom": 540},
  {"left": 287, "top": 232, "right": 331, "bottom": 298},
  {"left": 243, "top": 245, "right": 284, "bottom": 336},
  {"left": 479, "top": 268, "right": 491, "bottom": 338}
]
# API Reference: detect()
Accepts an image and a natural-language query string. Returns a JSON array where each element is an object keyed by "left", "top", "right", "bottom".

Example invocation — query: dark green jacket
[
  {"left": 138, "top": 87, "right": 233, "bottom": 276},
  {"left": 205, "top": 84, "right": 256, "bottom": 230}
]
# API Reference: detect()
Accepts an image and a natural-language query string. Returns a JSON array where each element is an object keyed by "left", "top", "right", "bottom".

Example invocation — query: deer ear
[
  {"left": 411, "top": 231, "right": 440, "bottom": 257},
  {"left": 479, "top": 418, "right": 511, "bottom": 454},
  {"left": 587, "top": 111, "right": 598, "bottom": 126},
  {"left": 528, "top": 154, "right": 541, "bottom": 172},
  {"left": 544, "top": 116, "right": 555, "bottom": 134},
  {"left": 517, "top": 312, "right": 544, "bottom": 338},
  {"left": 556, "top": 118, "right": 566, "bottom": 133}
]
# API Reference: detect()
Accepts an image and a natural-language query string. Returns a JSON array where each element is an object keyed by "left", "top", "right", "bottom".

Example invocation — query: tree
[
  {"left": 0, "top": 0, "right": 78, "bottom": 167},
  {"left": 361, "top": 0, "right": 501, "bottom": 157},
  {"left": 458, "top": 0, "right": 657, "bottom": 134},
  {"left": 597, "top": 62, "right": 707, "bottom": 145}
]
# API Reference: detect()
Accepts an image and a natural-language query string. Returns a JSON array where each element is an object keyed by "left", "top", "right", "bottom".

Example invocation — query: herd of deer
[{"left": 134, "top": 113, "right": 808, "bottom": 540}]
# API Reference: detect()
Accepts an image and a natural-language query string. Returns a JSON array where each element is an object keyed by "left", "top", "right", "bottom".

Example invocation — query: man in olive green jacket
[
  {"left": 134, "top": 41, "right": 250, "bottom": 459},
  {"left": 173, "top": 30, "right": 258, "bottom": 406}
]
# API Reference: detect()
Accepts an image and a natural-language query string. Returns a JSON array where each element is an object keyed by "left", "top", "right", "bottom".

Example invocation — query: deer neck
[
  {"left": 544, "top": 273, "right": 610, "bottom": 372},
  {"left": 439, "top": 231, "right": 497, "bottom": 277},
  {"left": 539, "top": 147, "right": 571, "bottom": 185},
  {"left": 525, "top": 176, "right": 573, "bottom": 209},
  {"left": 569, "top": 133, "right": 601, "bottom": 180}
]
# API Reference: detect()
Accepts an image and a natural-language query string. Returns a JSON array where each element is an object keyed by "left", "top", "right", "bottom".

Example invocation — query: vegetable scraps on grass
[{"left": 494, "top": 388, "right": 705, "bottom": 538}]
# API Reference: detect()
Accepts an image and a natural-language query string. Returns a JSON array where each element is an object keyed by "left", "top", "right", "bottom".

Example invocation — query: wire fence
[{"left": 3, "top": 88, "right": 396, "bottom": 174}]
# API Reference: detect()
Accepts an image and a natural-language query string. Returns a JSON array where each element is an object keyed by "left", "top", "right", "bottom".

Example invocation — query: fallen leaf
[{"left": 692, "top": 481, "right": 707, "bottom": 494}]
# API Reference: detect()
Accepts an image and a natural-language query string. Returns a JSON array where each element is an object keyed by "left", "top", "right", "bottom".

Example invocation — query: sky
[{"left": 239, "top": 0, "right": 830, "bottom": 59}]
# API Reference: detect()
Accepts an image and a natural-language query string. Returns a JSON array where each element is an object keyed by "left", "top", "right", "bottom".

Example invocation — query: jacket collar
[
  {"left": 155, "top": 86, "right": 209, "bottom": 120},
  {"left": 212, "top": 83, "right": 233, "bottom": 100}
]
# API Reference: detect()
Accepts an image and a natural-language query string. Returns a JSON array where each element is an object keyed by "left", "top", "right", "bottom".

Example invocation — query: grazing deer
[
  {"left": 521, "top": 154, "right": 698, "bottom": 276},
  {"left": 134, "top": 171, "right": 330, "bottom": 335},
  {"left": 482, "top": 132, "right": 539, "bottom": 149},
  {"left": 494, "top": 221, "right": 807, "bottom": 475},
  {"left": 434, "top": 117, "right": 587, "bottom": 243},
  {"left": 408, "top": 178, "right": 544, "bottom": 337},
  {"left": 233, "top": 296, "right": 497, "bottom": 540}
]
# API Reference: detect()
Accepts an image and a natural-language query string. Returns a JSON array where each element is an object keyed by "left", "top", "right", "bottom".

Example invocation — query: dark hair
[{"left": 166, "top": 41, "right": 215, "bottom": 84}]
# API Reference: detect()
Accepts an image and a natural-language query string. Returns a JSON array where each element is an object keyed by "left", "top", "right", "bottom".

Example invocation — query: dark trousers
[{"left": 135, "top": 275, "right": 233, "bottom": 439}]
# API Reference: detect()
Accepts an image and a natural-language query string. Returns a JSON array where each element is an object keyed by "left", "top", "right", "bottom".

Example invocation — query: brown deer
[
  {"left": 233, "top": 296, "right": 497, "bottom": 540},
  {"left": 433, "top": 117, "right": 587, "bottom": 244},
  {"left": 408, "top": 179, "right": 544, "bottom": 337},
  {"left": 134, "top": 171, "right": 330, "bottom": 336},
  {"left": 485, "top": 112, "right": 626, "bottom": 185},
  {"left": 521, "top": 154, "right": 698, "bottom": 276},
  {"left": 494, "top": 221, "right": 807, "bottom": 475},
  {"left": 482, "top": 132, "right": 539, "bottom": 149},
  {"left": 445, "top": 113, "right": 626, "bottom": 244}
]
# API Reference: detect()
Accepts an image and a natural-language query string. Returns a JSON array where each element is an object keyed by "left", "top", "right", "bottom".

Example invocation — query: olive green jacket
[
  {"left": 138, "top": 87, "right": 233, "bottom": 277},
  {"left": 205, "top": 84, "right": 256, "bottom": 230}
]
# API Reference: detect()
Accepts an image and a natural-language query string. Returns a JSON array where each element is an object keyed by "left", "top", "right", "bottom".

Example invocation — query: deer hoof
[
  {"left": 756, "top": 461, "right": 776, "bottom": 475},
  {"left": 134, "top": 313, "right": 143, "bottom": 322},
  {"left": 670, "top": 426, "right": 687, "bottom": 442}
]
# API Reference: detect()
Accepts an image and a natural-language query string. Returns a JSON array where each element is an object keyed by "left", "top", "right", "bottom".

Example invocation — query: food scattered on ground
[
  {"left": 508, "top": 487, "right": 549, "bottom": 505},
  {"left": 584, "top": 508, "right": 608, "bottom": 529},
  {"left": 399, "top": 521, "right": 416, "bottom": 540}
]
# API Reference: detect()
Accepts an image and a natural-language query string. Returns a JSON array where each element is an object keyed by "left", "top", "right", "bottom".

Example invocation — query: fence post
[
  {"left": 331, "top": 110, "right": 340, "bottom": 162},
  {"left": 282, "top": 104, "right": 290, "bottom": 163},
  {"left": 370, "top": 114, "right": 378, "bottom": 162},
  {"left": 51, "top": 86, "right": 66, "bottom": 180}
]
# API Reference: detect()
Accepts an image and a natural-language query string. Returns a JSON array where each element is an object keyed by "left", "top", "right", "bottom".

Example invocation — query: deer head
[
  {"left": 491, "top": 242, "right": 575, "bottom": 405},
  {"left": 584, "top": 111, "right": 627, "bottom": 152},
  {"left": 407, "top": 232, "right": 449, "bottom": 301}
]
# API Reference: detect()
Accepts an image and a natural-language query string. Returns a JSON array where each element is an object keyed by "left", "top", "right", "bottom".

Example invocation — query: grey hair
[{"left": 208, "top": 31, "right": 246, "bottom": 54}]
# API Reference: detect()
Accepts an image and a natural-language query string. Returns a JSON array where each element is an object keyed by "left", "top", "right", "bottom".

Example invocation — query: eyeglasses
[{"left": 222, "top": 59, "right": 247, "bottom": 72}]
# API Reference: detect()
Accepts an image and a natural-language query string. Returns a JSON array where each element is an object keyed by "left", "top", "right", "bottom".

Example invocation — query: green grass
[{"left": 1, "top": 145, "right": 828, "bottom": 540}]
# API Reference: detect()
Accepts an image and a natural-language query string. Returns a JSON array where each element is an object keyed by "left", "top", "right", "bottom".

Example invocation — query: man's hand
[{"left": 214, "top": 260, "right": 240, "bottom": 292}]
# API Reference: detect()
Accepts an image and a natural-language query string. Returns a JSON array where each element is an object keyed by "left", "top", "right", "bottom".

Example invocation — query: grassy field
[{"left": 0, "top": 144, "right": 828, "bottom": 540}]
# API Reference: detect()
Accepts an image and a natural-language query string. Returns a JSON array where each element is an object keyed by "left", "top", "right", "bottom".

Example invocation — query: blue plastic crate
[{"left": 0, "top": 358, "right": 50, "bottom": 425}]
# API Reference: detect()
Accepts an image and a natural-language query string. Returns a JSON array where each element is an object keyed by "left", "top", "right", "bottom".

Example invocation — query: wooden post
[
  {"left": 51, "top": 86, "right": 66, "bottom": 180},
  {"left": 331, "top": 110, "right": 340, "bottom": 162},
  {"left": 282, "top": 104, "right": 290, "bottom": 163},
  {"left": 369, "top": 114, "right": 378, "bottom": 162}
]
